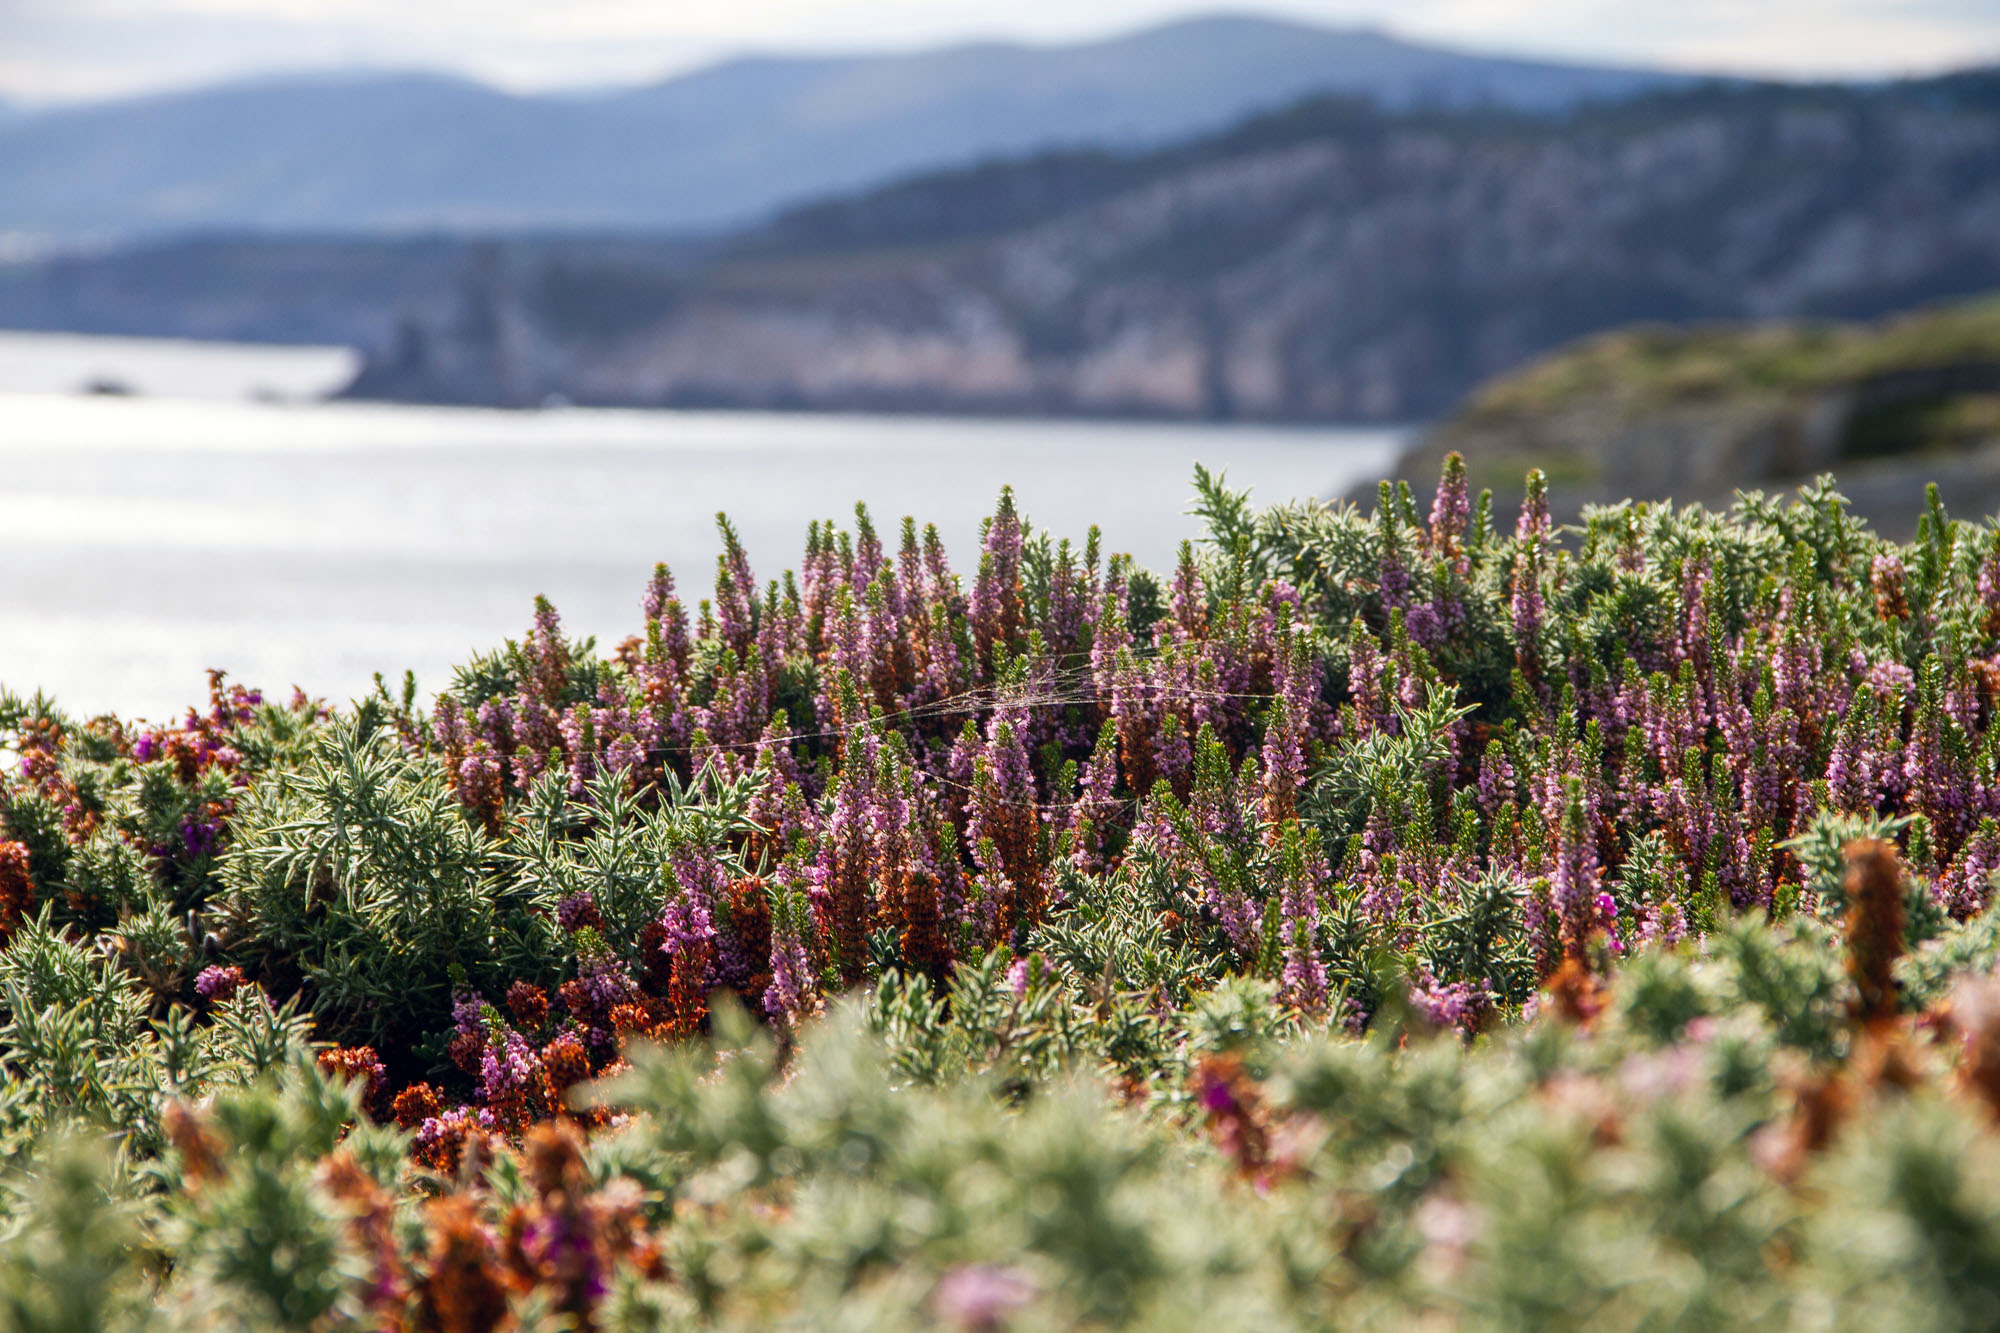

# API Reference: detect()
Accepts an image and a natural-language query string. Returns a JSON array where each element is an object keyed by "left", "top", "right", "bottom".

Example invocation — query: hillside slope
[
  {"left": 1378, "top": 297, "right": 2000, "bottom": 527},
  {"left": 0, "top": 16, "right": 1675, "bottom": 237},
  {"left": 337, "top": 74, "right": 2000, "bottom": 420}
]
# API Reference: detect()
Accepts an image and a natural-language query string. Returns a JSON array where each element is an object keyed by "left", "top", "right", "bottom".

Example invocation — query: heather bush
[{"left": 7, "top": 464, "right": 2000, "bottom": 1326}]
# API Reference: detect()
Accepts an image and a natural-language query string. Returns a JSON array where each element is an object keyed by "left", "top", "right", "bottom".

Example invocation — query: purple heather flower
[
  {"left": 477, "top": 1029, "right": 539, "bottom": 1104},
  {"left": 1378, "top": 548, "right": 1412, "bottom": 615},
  {"left": 965, "top": 707, "right": 1042, "bottom": 920},
  {"left": 961, "top": 867, "right": 1005, "bottom": 945},
  {"left": 555, "top": 891, "right": 601, "bottom": 933},
  {"left": 1635, "top": 896, "right": 1686, "bottom": 949},
  {"left": 1278, "top": 826, "right": 1328, "bottom": 1012},
  {"left": 1066, "top": 721, "right": 1123, "bottom": 873},
  {"left": 458, "top": 742, "right": 502, "bottom": 805},
  {"left": 414, "top": 1109, "right": 480, "bottom": 1168},
  {"left": 1475, "top": 742, "right": 1516, "bottom": 819},
  {"left": 1407, "top": 966, "right": 1489, "bottom": 1034},
  {"left": 1428, "top": 453, "right": 1471, "bottom": 556},
  {"left": 1872, "top": 551, "right": 1911, "bottom": 619},
  {"left": 1405, "top": 601, "right": 1445, "bottom": 651},
  {"left": 527, "top": 596, "right": 569, "bottom": 704},
  {"left": 1949, "top": 822, "right": 2000, "bottom": 918},
  {"left": 1261, "top": 628, "right": 1313, "bottom": 821},
  {"left": 713, "top": 517, "right": 760, "bottom": 660},
  {"left": 659, "top": 891, "right": 716, "bottom": 966},
  {"left": 1515, "top": 470, "right": 1550, "bottom": 542},
  {"left": 1348, "top": 622, "right": 1388, "bottom": 734},
  {"left": 641, "top": 562, "right": 677, "bottom": 625},
  {"left": 181, "top": 816, "right": 221, "bottom": 859},
  {"left": 1044, "top": 539, "right": 1091, "bottom": 658},
  {"left": 1549, "top": 780, "right": 1601, "bottom": 956},
  {"left": 574, "top": 950, "right": 641, "bottom": 1017},
  {"left": 520, "top": 1210, "right": 611, "bottom": 1308},
  {"left": 1522, "top": 880, "right": 1560, "bottom": 979},
  {"left": 433, "top": 694, "right": 470, "bottom": 754},
  {"left": 1167, "top": 542, "right": 1207, "bottom": 642},
  {"left": 764, "top": 874, "right": 817, "bottom": 1021},
  {"left": 1595, "top": 891, "right": 1625, "bottom": 956},
  {"left": 852, "top": 503, "right": 886, "bottom": 593},
  {"left": 1867, "top": 659, "right": 1915, "bottom": 702},
  {"left": 1510, "top": 551, "right": 1544, "bottom": 680},
  {"left": 194, "top": 965, "right": 244, "bottom": 1003},
  {"left": 475, "top": 693, "right": 516, "bottom": 753},
  {"left": 969, "top": 489, "right": 1025, "bottom": 669},
  {"left": 931, "top": 1265, "right": 1037, "bottom": 1330}
]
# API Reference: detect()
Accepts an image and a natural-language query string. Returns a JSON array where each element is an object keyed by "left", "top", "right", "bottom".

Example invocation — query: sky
[{"left": 2, "top": 0, "right": 1997, "bottom": 106}]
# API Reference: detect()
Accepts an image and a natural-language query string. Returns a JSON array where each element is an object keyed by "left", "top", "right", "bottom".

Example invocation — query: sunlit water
[
  {"left": 0, "top": 330, "right": 360, "bottom": 401},
  {"left": 0, "top": 334, "right": 1406, "bottom": 721}
]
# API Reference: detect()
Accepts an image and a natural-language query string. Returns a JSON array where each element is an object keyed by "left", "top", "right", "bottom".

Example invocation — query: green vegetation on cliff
[{"left": 1390, "top": 295, "right": 2000, "bottom": 527}]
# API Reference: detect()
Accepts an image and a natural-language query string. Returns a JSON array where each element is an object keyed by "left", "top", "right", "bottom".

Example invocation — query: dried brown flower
[
  {"left": 0, "top": 841, "right": 32, "bottom": 943},
  {"left": 163, "top": 1099, "right": 225, "bottom": 1185},
  {"left": 505, "top": 980, "right": 550, "bottom": 1031},
  {"left": 393, "top": 1082, "right": 445, "bottom": 1131},
  {"left": 1843, "top": 838, "right": 1905, "bottom": 1027},
  {"left": 415, "top": 1195, "right": 511, "bottom": 1333}
]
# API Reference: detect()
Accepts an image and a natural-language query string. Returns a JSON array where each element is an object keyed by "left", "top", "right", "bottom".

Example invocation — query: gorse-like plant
[{"left": 219, "top": 719, "right": 547, "bottom": 1055}]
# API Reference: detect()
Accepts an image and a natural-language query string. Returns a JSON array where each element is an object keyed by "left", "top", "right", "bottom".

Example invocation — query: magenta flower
[
  {"left": 194, "top": 965, "right": 244, "bottom": 1003},
  {"left": 931, "top": 1265, "right": 1037, "bottom": 1330}
]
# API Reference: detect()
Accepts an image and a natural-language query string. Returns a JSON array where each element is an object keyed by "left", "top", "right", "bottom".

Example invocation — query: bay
[{"left": 0, "top": 334, "right": 1404, "bottom": 720}]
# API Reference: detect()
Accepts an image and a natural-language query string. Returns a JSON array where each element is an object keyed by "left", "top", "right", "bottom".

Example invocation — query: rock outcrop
[{"left": 340, "top": 74, "right": 2000, "bottom": 420}]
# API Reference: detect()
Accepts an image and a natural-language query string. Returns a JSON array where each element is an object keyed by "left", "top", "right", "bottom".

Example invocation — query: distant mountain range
[
  {"left": 8, "top": 71, "right": 1994, "bottom": 423},
  {"left": 0, "top": 15, "right": 1685, "bottom": 238}
]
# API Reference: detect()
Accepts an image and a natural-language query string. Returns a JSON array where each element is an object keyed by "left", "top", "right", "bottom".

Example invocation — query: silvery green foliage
[
  {"left": 219, "top": 720, "right": 552, "bottom": 1045},
  {"left": 0, "top": 1132, "right": 152, "bottom": 1333},
  {"left": 1784, "top": 810, "right": 1913, "bottom": 917},
  {"left": 0, "top": 907, "right": 312, "bottom": 1157},
  {"left": 1305, "top": 681, "right": 1472, "bottom": 840},
  {"left": 1421, "top": 869, "right": 1535, "bottom": 1008},
  {"left": 502, "top": 764, "right": 762, "bottom": 959},
  {"left": 596, "top": 934, "right": 2000, "bottom": 1329},
  {"left": 153, "top": 1054, "right": 383, "bottom": 1331}
]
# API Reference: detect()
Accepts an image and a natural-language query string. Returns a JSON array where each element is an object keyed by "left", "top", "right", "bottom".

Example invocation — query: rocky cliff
[{"left": 339, "top": 73, "right": 2000, "bottom": 420}]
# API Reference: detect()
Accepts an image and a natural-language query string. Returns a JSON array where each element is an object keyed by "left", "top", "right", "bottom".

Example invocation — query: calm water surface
[{"left": 1, "top": 335, "right": 1404, "bottom": 719}]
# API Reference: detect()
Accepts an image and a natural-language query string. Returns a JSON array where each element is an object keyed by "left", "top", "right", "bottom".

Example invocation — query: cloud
[
  {"left": 1, "top": 0, "right": 1995, "bottom": 104},
  {"left": 1389, "top": 0, "right": 2000, "bottom": 77}
]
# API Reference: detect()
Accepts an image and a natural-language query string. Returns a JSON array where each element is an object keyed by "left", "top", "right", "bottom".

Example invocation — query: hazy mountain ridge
[
  {"left": 0, "top": 16, "right": 1682, "bottom": 238},
  {"left": 2, "top": 72, "right": 1996, "bottom": 423},
  {"left": 337, "top": 73, "right": 2000, "bottom": 420},
  {"left": 0, "top": 234, "right": 716, "bottom": 349}
]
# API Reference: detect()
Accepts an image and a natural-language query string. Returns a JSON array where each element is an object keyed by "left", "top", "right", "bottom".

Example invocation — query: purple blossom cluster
[
  {"left": 410, "top": 465, "right": 2000, "bottom": 1066},
  {"left": 194, "top": 964, "right": 245, "bottom": 1003}
]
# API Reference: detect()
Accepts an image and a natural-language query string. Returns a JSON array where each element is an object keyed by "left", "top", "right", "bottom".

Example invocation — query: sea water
[{"left": 0, "top": 333, "right": 1404, "bottom": 719}]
